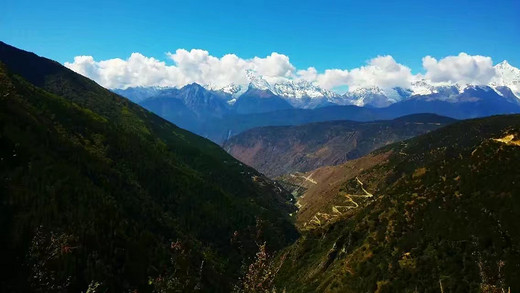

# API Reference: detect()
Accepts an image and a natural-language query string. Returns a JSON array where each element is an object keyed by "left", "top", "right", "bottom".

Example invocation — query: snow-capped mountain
[
  {"left": 409, "top": 79, "right": 436, "bottom": 96},
  {"left": 206, "top": 71, "right": 340, "bottom": 108},
  {"left": 270, "top": 79, "right": 338, "bottom": 99},
  {"left": 343, "top": 86, "right": 404, "bottom": 108},
  {"left": 341, "top": 61, "right": 520, "bottom": 107},
  {"left": 205, "top": 71, "right": 273, "bottom": 97},
  {"left": 214, "top": 83, "right": 244, "bottom": 96},
  {"left": 491, "top": 60, "right": 520, "bottom": 93},
  {"left": 111, "top": 64, "right": 520, "bottom": 144},
  {"left": 115, "top": 61, "right": 520, "bottom": 109},
  {"left": 209, "top": 71, "right": 335, "bottom": 96},
  {"left": 269, "top": 79, "right": 340, "bottom": 108},
  {"left": 216, "top": 60, "right": 519, "bottom": 108}
]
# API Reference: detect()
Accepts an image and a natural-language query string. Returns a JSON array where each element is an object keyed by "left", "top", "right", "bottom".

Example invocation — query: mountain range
[
  {"left": 115, "top": 60, "right": 520, "bottom": 109},
  {"left": 116, "top": 84, "right": 520, "bottom": 144},
  {"left": 112, "top": 63, "right": 520, "bottom": 144}
]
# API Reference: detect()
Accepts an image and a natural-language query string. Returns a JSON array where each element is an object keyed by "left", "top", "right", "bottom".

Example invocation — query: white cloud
[
  {"left": 252, "top": 52, "right": 295, "bottom": 78},
  {"left": 65, "top": 50, "right": 509, "bottom": 92},
  {"left": 344, "top": 55, "right": 414, "bottom": 91},
  {"left": 422, "top": 52, "right": 496, "bottom": 84},
  {"left": 65, "top": 53, "right": 179, "bottom": 89},
  {"left": 65, "top": 49, "right": 296, "bottom": 89},
  {"left": 65, "top": 56, "right": 100, "bottom": 81},
  {"left": 303, "top": 55, "right": 413, "bottom": 91},
  {"left": 316, "top": 69, "right": 350, "bottom": 89},
  {"left": 296, "top": 67, "right": 318, "bottom": 82},
  {"left": 166, "top": 49, "right": 249, "bottom": 87}
]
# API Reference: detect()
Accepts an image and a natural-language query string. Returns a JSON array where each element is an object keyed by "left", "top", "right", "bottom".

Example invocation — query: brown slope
[
  {"left": 223, "top": 114, "right": 455, "bottom": 178},
  {"left": 278, "top": 151, "right": 392, "bottom": 228}
]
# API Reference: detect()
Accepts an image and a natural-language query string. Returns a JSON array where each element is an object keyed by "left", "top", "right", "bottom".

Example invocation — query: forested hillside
[
  {"left": 0, "top": 42, "right": 297, "bottom": 292},
  {"left": 274, "top": 115, "right": 520, "bottom": 292}
]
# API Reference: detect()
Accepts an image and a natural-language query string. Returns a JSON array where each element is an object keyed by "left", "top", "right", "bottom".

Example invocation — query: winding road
[{"left": 307, "top": 177, "right": 374, "bottom": 227}]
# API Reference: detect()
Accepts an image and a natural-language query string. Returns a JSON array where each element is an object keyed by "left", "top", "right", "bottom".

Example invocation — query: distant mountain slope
[
  {"left": 223, "top": 114, "right": 455, "bottom": 177},
  {"left": 202, "top": 105, "right": 384, "bottom": 143},
  {"left": 150, "top": 83, "right": 232, "bottom": 118},
  {"left": 108, "top": 61, "right": 520, "bottom": 144},
  {"left": 386, "top": 85, "right": 520, "bottom": 119},
  {"left": 113, "top": 86, "right": 168, "bottom": 103},
  {"left": 139, "top": 95, "right": 200, "bottom": 131},
  {"left": 137, "top": 83, "right": 233, "bottom": 133},
  {"left": 275, "top": 114, "right": 520, "bottom": 292},
  {"left": 0, "top": 42, "right": 297, "bottom": 292},
  {"left": 112, "top": 82, "right": 520, "bottom": 144},
  {"left": 233, "top": 87, "right": 293, "bottom": 114}
]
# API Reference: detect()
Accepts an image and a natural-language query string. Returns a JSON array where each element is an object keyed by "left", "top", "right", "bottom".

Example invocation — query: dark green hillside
[
  {"left": 275, "top": 115, "right": 520, "bottom": 292},
  {"left": 0, "top": 42, "right": 297, "bottom": 292}
]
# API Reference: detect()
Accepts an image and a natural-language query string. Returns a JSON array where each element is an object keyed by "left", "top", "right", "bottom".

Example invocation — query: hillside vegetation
[{"left": 275, "top": 115, "right": 520, "bottom": 292}]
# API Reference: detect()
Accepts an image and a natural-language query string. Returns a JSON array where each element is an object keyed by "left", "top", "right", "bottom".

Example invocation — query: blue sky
[{"left": 2, "top": 0, "right": 519, "bottom": 73}]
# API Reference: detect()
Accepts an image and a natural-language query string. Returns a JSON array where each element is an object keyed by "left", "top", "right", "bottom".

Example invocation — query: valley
[{"left": 273, "top": 115, "right": 520, "bottom": 292}]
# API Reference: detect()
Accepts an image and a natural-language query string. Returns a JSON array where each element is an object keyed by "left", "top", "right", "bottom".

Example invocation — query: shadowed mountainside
[{"left": 0, "top": 41, "right": 297, "bottom": 292}]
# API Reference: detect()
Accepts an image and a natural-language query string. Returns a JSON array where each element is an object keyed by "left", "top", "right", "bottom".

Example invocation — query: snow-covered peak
[
  {"left": 208, "top": 70, "right": 339, "bottom": 100},
  {"left": 454, "top": 82, "right": 471, "bottom": 93},
  {"left": 349, "top": 86, "right": 386, "bottom": 96},
  {"left": 491, "top": 60, "right": 520, "bottom": 94},
  {"left": 217, "top": 83, "right": 244, "bottom": 95},
  {"left": 410, "top": 79, "right": 437, "bottom": 96},
  {"left": 206, "top": 71, "right": 273, "bottom": 97},
  {"left": 204, "top": 83, "right": 247, "bottom": 98},
  {"left": 271, "top": 79, "right": 339, "bottom": 99},
  {"left": 245, "top": 70, "right": 272, "bottom": 91},
  {"left": 409, "top": 78, "right": 474, "bottom": 96},
  {"left": 343, "top": 86, "right": 394, "bottom": 107},
  {"left": 117, "top": 60, "right": 520, "bottom": 109},
  {"left": 496, "top": 60, "right": 513, "bottom": 69},
  {"left": 243, "top": 70, "right": 340, "bottom": 99}
]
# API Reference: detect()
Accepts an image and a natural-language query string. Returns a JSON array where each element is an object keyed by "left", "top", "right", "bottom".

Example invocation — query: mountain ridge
[{"left": 223, "top": 114, "right": 456, "bottom": 177}]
